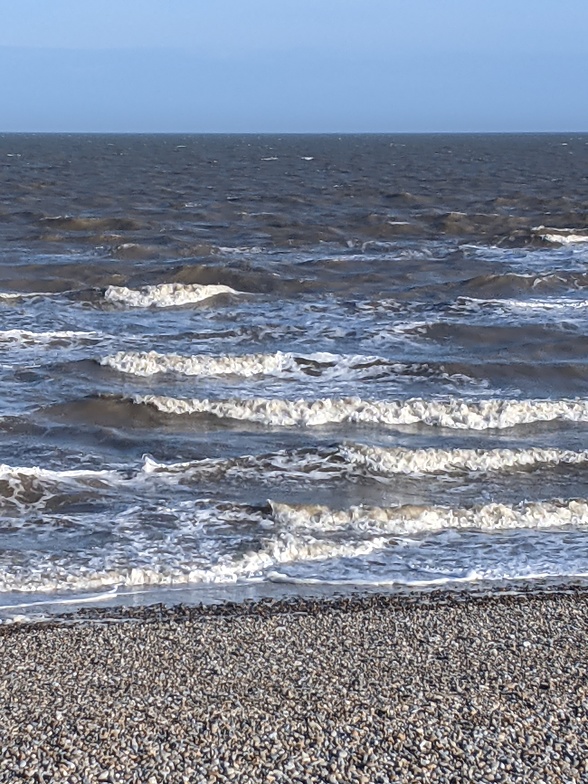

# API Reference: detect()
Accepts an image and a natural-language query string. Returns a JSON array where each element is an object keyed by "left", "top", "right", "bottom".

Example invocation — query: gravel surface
[{"left": 1, "top": 591, "right": 588, "bottom": 783}]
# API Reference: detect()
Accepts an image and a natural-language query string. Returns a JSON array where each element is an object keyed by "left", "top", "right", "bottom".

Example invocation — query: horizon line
[{"left": 2, "top": 129, "right": 587, "bottom": 136}]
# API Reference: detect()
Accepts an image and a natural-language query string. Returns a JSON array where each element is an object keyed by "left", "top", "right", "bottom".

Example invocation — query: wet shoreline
[{"left": 2, "top": 579, "right": 588, "bottom": 630}]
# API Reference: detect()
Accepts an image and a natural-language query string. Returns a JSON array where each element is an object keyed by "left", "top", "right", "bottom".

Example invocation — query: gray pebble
[{"left": 0, "top": 591, "right": 587, "bottom": 782}]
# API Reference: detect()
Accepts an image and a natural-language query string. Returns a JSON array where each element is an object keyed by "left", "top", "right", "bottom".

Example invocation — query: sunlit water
[{"left": 1, "top": 133, "right": 588, "bottom": 617}]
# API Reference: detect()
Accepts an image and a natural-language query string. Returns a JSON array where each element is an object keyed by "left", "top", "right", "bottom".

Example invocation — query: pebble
[{"left": 0, "top": 590, "right": 587, "bottom": 782}]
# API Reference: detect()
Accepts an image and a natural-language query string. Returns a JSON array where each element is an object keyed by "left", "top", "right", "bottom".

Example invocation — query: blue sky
[{"left": 1, "top": 0, "right": 587, "bottom": 133}]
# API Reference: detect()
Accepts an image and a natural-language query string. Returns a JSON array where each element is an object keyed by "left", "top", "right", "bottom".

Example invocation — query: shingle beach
[{"left": 1, "top": 591, "right": 587, "bottom": 783}]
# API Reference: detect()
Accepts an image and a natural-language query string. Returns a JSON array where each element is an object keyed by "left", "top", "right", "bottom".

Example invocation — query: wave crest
[
  {"left": 104, "top": 282, "right": 244, "bottom": 308},
  {"left": 141, "top": 443, "right": 588, "bottom": 483},
  {"left": 269, "top": 498, "right": 588, "bottom": 534},
  {"left": 0, "top": 463, "right": 121, "bottom": 513},
  {"left": 136, "top": 394, "right": 588, "bottom": 430},
  {"left": 101, "top": 349, "right": 463, "bottom": 383}
]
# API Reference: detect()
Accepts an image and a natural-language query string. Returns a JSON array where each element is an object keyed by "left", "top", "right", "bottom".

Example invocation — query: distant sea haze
[{"left": 1, "top": 133, "right": 588, "bottom": 617}]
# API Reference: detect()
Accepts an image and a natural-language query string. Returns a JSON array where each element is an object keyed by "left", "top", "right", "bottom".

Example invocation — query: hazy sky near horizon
[{"left": 1, "top": 0, "right": 587, "bottom": 133}]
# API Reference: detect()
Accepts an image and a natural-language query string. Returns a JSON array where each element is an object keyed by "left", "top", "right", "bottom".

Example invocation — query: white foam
[
  {"left": 266, "top": 568, "right": 588, "bottom": 590},
  {"left": 0, "top": 329, "right": 101, "bottom": 346},
  {"left": 269, "top": 498, "right": 588, "bottom": 535},
  {"left": 139, "top": 450, "right": 342, "bottom": 484},
  {"left": 456, "top": 296, "right": 588, "bottom": 314},
  {"left": 533, "top": 226, "right": 588, "bottom": 245},
  {"left": 0, "top": 528, "right": 388, "bottom": 594},
  {"left": 104, "top": 282, "right": 244, "bottom": 308},
  {"left": 0, "top": 587, "right": 119, "bottom": 612},
  {"left": 0, "top": 291, "right": 57, "bottom": 301},
  {"left": 101, "top": 350, "right": 450, "bottom": 382},
  {"left": 136, "top": 394, "right": 588, "bottom": 430},
  {"left": 103, "top": 350, "right": 288, "bottom": 377},
  {"left": 339, "top": 443, "right": 588, "bottom": 476},
  {"left": 0, "top": 464, "right": 117, "bottom": 480},
  {"left": 0, "top": 463, "right": 124, "bottom": 512},
  {"left": 541, "top": 234, "right": 588, "bottom": 245},
  {"left": 216, "top": 245, "right": 263, "bottom": 255},
  {"left": 140, "top": 443, "right": 588, "bottom": 484},
  {"left": 3, "top": 491, "right": 588, "bottom": 595}
]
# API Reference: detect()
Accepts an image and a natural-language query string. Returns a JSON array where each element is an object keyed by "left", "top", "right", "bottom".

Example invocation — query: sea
[{"left": 1, "top": 132, "right": 588, "bottom": 619}]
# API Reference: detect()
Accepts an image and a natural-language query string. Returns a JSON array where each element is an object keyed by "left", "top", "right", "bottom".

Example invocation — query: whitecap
[
  {"left": 100, "top": 349, "right": 463, "bottom": 384},
  {"left": 0, "top": 463, "right": 126, "bottom": 513},
  {"left": 533, "top": 226, "right": 588, "bottom": 245},
  {"left": 269, "top": 498, "right": 588, "bottom": 535},
  {"left": 339, "top": 443, "right": 588, "bottom": 476},
  {"left": 139, "top": 444, "right": 588, "bottom": 484},
  {"left": 104, "top": 282, "right": 244, "bottom": 308},
  {"left": 136, "top": 394, "right": 588, "bottom": 430},
  {"left": 0, "top": 329, "right": 102, "bottom": 346}
]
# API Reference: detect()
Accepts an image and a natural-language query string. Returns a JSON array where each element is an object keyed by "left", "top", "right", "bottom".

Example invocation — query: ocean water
[{"left": 1, "top": 132, "right": 588, "bottom": 616}]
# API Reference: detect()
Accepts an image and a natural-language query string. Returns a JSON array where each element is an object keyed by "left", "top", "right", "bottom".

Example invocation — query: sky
[{"left": 1, "top": 0, "right": 587, "bottom": 133}]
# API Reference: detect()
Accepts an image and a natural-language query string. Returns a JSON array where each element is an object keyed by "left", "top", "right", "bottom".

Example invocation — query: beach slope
[{"left": 1, "top": 592, "right": 587, "bottom": 783}]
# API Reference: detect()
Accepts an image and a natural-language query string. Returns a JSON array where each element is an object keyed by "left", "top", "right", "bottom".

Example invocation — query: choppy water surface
[{"left": 1, "top": 133, "right": 588, "bottom": 615}]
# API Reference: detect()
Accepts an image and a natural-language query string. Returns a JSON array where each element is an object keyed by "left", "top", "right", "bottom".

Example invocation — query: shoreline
[
  {"left": 1, "top": 589, "right": 588, "bottom": 782},
  {"left": 3, "top": 576, "right": 588, "bottom": 630}
]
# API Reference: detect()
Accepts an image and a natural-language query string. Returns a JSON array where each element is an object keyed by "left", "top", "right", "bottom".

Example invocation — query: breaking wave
[
  {"left": 104, "top": 282, "right": 245, "bottom": 308},
  {"left": 0, "top": 329, "right": 102, "bottom": 347},
  {"left": 0, "top": 463, "right": 123, "bottom": 513},
  {"left": 0, "top": 498, "right": 388, "bottom": 594},
  {"left": 337, "top": 443, "right": 588, "bottom": 476},
  {"left": 0, "top": 291, "right": 59, "bottom": 302},
  {"left": 533, "top": 226, "right": 588, "bottom": 245},
  {"left": 142, "top": 443, "right": 588, "bottom": 483},
  {"left": 2, "top": 441, "right": 583, "bottom": 516},
  {"left": 4, "top": 492, "right": 588, "bottom": 594},
  {"left": 101, "top": 349, "right": 464, "bottom": 383},
  {"left": 136, "top": 394, "right": 588, "bottom": 430},
  {"left": 269, "top": 498, "right": 588, "bottom": 535}
]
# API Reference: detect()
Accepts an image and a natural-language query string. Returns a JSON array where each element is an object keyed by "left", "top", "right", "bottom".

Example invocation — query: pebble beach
[{"left": 1, "top": 590, "right": 587, "bottom": 783}]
